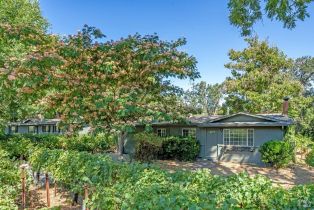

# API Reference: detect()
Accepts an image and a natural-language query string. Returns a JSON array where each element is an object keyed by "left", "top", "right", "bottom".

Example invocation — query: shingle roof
[
  {"left": 256, "top": 113, "right": 293, "bottom": 123},
  {"left": 151, "top": 112, "right": 293, "bottom": 127},
  {"left": 198, "top": 121, "right": 292, "bottom": 127}
]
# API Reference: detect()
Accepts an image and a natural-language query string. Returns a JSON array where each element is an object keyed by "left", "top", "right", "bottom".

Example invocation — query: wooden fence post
[
  {"left": 84, "top": 185, "right": 89, "bottom": 210},
  {"left": 54, "top": 181, "right": 57, "bottom": 197},
  {"left": 45, "top": 173, "right": 50, "bottom": 207},
  {"left": 20, "top": 165, "right": 26, "bottom": 209}
]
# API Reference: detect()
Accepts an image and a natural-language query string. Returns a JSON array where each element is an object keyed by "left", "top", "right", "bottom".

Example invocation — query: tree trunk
[{"left": 118, "top": 131, "right": 126, "bottom": 155}]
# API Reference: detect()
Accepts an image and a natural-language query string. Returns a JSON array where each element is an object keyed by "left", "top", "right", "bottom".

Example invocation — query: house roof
[
  {"left": 9, "top": 118, "right": 61, "bottom": 126},
  {"left": 150, "top": 112, "right": 293, "bottom": 127}
]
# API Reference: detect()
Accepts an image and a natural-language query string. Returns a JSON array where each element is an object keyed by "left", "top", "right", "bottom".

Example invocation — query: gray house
[
  {"left": 5, "top": 118, "right": 62, "bottom": 135},
  {"left": 126, "top": 100, "right": 293, "bottom": 164}
]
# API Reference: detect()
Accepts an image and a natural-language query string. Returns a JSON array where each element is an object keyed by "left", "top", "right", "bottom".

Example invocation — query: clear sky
[{"left": 40, "top": 0, "right": 314, "bottom": 90}]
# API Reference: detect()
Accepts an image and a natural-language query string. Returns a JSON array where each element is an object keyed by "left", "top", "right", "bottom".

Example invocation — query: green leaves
[
  {"left": 224, "top": 38, "right": 303, "bottom": 114},
  {"left": 228, "top": 0, "right": 313, "bottom": 36},
  {"left": 0, "top": 149, "right": 20, "bottom": 210},
  {"left": 259, "top": 140, "right": 294, "bottom": 168},
  {"left": 14, "top": 26, "right": 199, "bottom": 133},
  {"left": 228, "top": 0, "right": 262, "bottom": 36}
]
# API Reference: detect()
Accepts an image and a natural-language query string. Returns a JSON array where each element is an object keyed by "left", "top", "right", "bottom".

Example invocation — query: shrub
[
  {"left": 60, "top": 134, "right": 116, "bottom": 153},
  {"left": 161, "top": 136, "right": 200, "bottom": 161},
  {"left": 305, "top": 150, "right": 314, "bottom": 167},
  {"left": 0, "top": 135, "right": 34, "bottom": 159},
  {"left": 22, "top": 134, "right": 61, "bottom": 149},
  {"left": 133, "top": 132, "right": 163, "bottom": 163},
  {"left": 0, "top": 149, "right": 20, "bottom": 209},
  {"left": 259, "top": 140, "right": 294, "bottom": 168}
]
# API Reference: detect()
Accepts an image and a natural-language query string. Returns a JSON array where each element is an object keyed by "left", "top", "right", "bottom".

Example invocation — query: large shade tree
[
  {"left": 15, "top": 25, "right": 199, "bottom": 152},
  {"left": 290, "top": 56, "right": 314, "bottom": 137},
  {"left": 0, "top": 0, "right": 48, "bottom": 129},
  {"left": 291, "top": 56, "right": 314, "bottom": 96},
  {"left": 224, "top": 37, "right": 304, "bottom": 114}
]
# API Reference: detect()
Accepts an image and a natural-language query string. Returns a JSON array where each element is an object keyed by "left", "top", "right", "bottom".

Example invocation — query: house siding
[
  {"left": 200, "top": 127, "right": 284, "bottom": 164},
  {"left": 124, "top": 125, "right": 286, "bottom": 165},
  {"left": 6, "top": 125, "right": 62, "bottom": 135}
]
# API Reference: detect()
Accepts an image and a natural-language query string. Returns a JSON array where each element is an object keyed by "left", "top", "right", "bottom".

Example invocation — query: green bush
[
  {"left": 61, "top": 133, "right": 116, "bottom": 153},
  {"left": 161, "top": 136, "right": 200, "bottom": 161},
  {"left": 22, "top": 134, "right": 62, "bottom": 149},
  {"left": 132, "top": 133, "right": 200, "bottom": 162},
  {"left": 0, "top": 149, "right": 20, "bottom": 209},
  {"left": 134, "top": 132, "right": 162, "bottom": 163},
  {"left": 259, "top": 140, "right": 294, "bottom": 168},
  {"left": 305, "top": 150, "right": 314, "bottom": 167},
  {"left": 0, "top": 133, "right": 117, "bottom": 156},
  {"left": 0, "top": 135, "right": 35, "bottom": 159}
]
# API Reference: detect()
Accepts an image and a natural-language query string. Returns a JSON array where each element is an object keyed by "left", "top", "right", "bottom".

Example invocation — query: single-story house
[
  {"left": 125, "top": 99, "right": 293, "bottom": 164},
  {"left": 5, "top": 118, "right": 63, "bottom": 135}
]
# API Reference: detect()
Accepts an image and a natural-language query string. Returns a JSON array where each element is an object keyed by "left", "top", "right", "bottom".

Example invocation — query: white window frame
[
  {"left": 223, "top": 128, "right": 254, "bottom": 146},
  {"left": 182, "top": 128, "right": 196, "bottom": 138},
  {"left": 157, "top": 128, "right": 167, "bottom": 137}
]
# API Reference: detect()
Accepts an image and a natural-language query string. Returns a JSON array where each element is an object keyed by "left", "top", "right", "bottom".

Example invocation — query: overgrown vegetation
[
  {"left": 2, "top": 142, "right": 313, "bottom": 209},
  {"left": 306, "top": 151, "right": 314, "bottom": 167},
  {"left": 161, "top": 136, "right": 200, "bottom": 161},
  {"left": 0, "top": 134, "right": 117, "bottom": 159},
  {"left": 259, "top": 140, "right": 294, "bottom": 168},
  {"left": 134, "top": 133, "right": 163, "bottom": 163},
  {"left": 0, "top": 149, "right": 20, "bottom": 209}
]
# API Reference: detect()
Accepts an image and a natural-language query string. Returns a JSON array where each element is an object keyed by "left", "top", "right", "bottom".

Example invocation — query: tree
[
  {"left": 224, "top": 37, "right": 303, "bottom": 114},
  {"left": 228, "top": 0, "right": 313, "bottom": 36},
  {"left": 184, "top": 81, "right": 223, "bottom": 115},
  {"left": 0, "top": 0, "right": 48, "bottom": 128},
  {"left": 290, "top": 56, "right": 314, "bottom": 137},
  {"left": 15, "top": 26, "right": 199, "bottom": 153},
  {"left": 291, "top": 56, "right": 314, "bottom": 96}
]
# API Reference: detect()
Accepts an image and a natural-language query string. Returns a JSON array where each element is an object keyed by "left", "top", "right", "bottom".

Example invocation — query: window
[
  {"left": 11, "top": 126, "right": 18, "bottom": 133},
  {"left": 52, "top": 125, "right": 58, "bottom": 133},
  {"left": 28, "top": 126, "right": 36, "bottom": 133},
  {"left": 223, "top": 129, "right": 254, "bottom": 146},
  {"left": 157, "top": 128, "right": 167, "bottom": 137},
  {"left": 42, "top": 125, "right": 50, "bottom": 133},
  {"left": 182, "top": 128, "right": 196, "bottom": 138}
]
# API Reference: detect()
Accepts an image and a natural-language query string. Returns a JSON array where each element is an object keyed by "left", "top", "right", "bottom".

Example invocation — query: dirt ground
[
  {"left": 21, "top": 183, "right": 81, "bottom": 210},
  {"left": 156, "top": 160, "right": 314, "bottom": 188}
]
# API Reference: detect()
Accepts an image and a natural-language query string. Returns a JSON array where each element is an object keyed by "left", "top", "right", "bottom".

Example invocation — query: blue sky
[{"left": 40, "top": 0, "right": 314, "bottom": 89}]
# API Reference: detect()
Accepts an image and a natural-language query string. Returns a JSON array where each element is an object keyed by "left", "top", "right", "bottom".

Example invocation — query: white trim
[
  {"left": 223, "top": 128, "right": 254, "bottom": 146},
  {"left": 182, "top": 127, "right": 196, "bottom": 137},
  {"left": 209, "top": 112, "right": 278, "bottom": 123},
  {"left": 156, "top": 128, "right": 167, "bottom": 137}
]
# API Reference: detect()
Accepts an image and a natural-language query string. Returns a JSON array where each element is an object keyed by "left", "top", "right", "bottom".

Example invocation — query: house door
[{"left": 205, "top": 128, "right": 219, "bottom": 160}]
